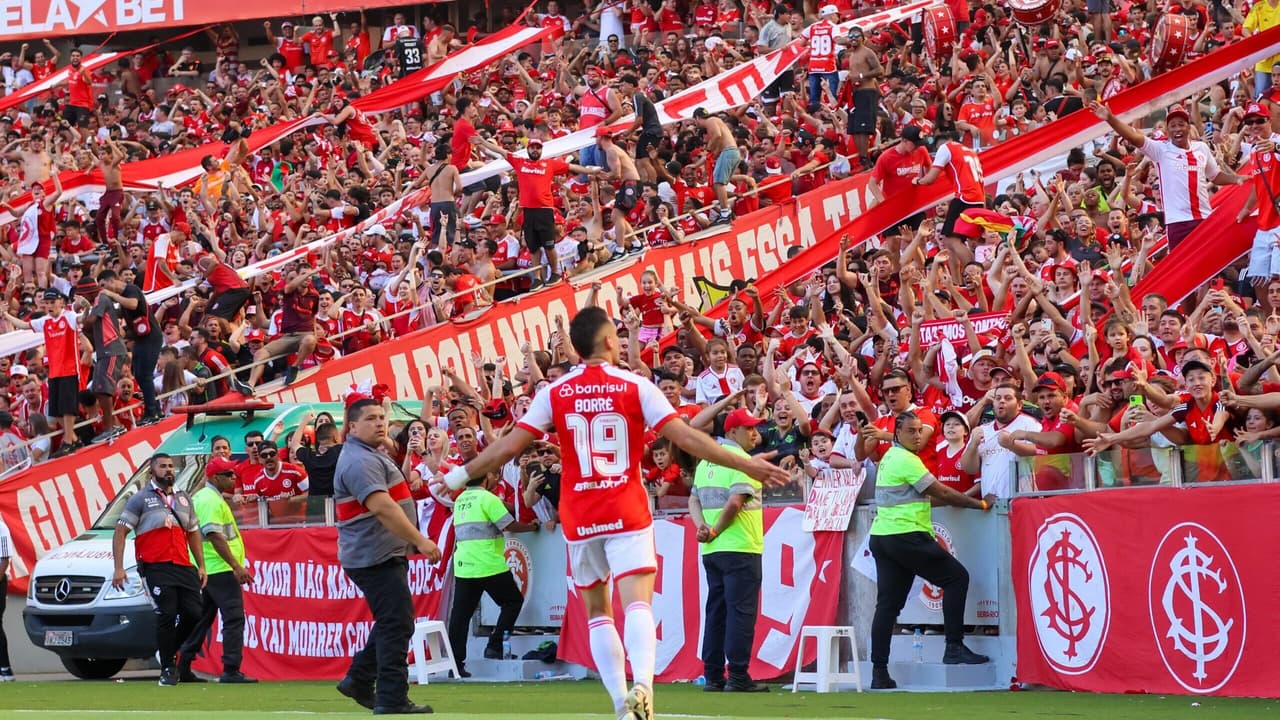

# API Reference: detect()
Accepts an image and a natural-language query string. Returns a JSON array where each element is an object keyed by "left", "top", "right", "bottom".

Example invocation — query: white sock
[
  {"left": 624, "top": 601, "right": 657, "bottom": 691},
  {"left": 588, "top": 616, "right": 629, "bottom": 713}
]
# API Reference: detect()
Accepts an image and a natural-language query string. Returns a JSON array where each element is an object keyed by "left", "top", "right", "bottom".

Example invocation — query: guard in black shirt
[{"left": 97, "top": 270, "right": 163, "bottom": 424}]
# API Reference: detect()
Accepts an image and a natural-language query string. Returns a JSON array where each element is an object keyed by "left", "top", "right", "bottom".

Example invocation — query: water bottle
[
  {"left": 693, "top": 675, "right": 706, "bottom": 686},
  {"left": 912, "top": 628, "right": 924, "bottom": 664},
  {"left": 533, "top": 670, "right": 556, "bottom": 680},
  {"left": 502, "top": 632, "right": 512, "bottom": 660}
]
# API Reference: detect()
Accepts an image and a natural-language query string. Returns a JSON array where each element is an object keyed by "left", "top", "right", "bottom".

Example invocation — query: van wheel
[{"left": 60, "top": 656, "right": 127, "bottom": 679}]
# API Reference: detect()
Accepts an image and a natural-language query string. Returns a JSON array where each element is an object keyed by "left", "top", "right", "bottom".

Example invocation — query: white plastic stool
[
  {"left": 792, "top": 625, "right": 862, "bottom": 693},
  {"left": 409, "top": 620, "right": 461, "bottom": 685}
]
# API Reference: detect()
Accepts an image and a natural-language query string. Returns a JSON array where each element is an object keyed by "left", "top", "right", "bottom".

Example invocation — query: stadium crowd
[{"left": 0, "top": 0, "right": 1275, "bottom": 512}]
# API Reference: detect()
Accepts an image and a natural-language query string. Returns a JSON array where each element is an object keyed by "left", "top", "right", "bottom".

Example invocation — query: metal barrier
[{"left": 1014, "top": 442, "right": 1277, "bottom": 498}]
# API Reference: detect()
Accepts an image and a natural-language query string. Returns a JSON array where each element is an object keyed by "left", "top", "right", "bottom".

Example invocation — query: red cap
[
  {"left": 205, "top": 456, "right": 238, "bottom": 478},
  {"left": 526, "top": 137, "right": 543, "bottom": 147},
  {"left": 595, "top": 124, "right": 614, "bottom": 139},
  {"left": 498, "top": 120, "right": 515, "bottom": 132},
  {"left": 1166, "top": 104, "right": 1191, "bottom": 123},
  {"left": 489, "top": 214, "right": 507, "bottom": 225},
  {"left": 245, "top": 329, "right": 265, "bottom": 342},
  {"left": 724, "top": 408, "right": 765, "bottom": 433},
  {"left": 1033, "top": 371, "right": 1067, "bottom": 392},
  {"left": 173, "top": 221, "right": 191, "bottom": 235},
  {"left": 1244, "top": 102, "right": 1271, "bottom": 120},
  {"left": 764, "top": 156, "right": 782, "bottom": 174}
]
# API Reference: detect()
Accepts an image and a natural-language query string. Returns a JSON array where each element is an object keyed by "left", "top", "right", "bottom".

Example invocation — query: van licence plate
[{"left": 44, "top": 630, "right": 73, "bottom": 647}]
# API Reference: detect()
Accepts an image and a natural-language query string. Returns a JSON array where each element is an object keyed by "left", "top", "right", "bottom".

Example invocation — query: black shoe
[
  {"left": 283, "top": 366, "right": 299, "bottom": 386},
  {"left": 229, "top": 378, "right": 254, "bottom": 396},
  {"left": 547, "top": 273, "right": 562, "bottom": 285},
  {"left": 158, "top": 667, "right": 179, "bottom": 686},
  {"left": 725, "top": 680, "right": 769, "bottom": 693},
  {"left": 178, "top": 668, "right": 206, "bottom": 683},
  {"left": 336, "top": 677, "right": 376, "bottom": 709},
  {"left": 373, "top": 703, "right": 434, "bottom": 714},
  {"left": 702, "top": 679, "right": 725, "bottom": 692},
  {"left": 51, "top": 441, "right": 82, "bottom": 458},
  {"left": 138, "top": 413, "right": 164, "bottom": 426},
  {"left": 219, "top": 670, "right": 258, "bottom": 683},
  {"left": 457, "top": 666, "right": 472, "bottom": 679},
  {"left": 942, "top": 642, "right": 990, "bottom": 665},
  {"left": 870, "top": 666, "right": 897, "bottom": 690},
  {"left": 483, "top": 646, "right": 503, "bottom": 660}
]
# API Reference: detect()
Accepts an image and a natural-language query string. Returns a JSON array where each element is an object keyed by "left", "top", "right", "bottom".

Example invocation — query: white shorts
[
  {"left": 567, "top": 526, "right": 657, "bottom": 590},
  {"left": 1246, "top": 225, "right": 1280, "bottom": 280}
]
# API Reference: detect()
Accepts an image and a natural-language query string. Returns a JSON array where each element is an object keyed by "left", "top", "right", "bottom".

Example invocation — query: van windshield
[{"left": 91, "top": 456, "right": 204, "bottom": 530}]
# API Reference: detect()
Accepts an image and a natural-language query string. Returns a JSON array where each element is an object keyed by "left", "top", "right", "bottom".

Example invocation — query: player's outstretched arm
[
  {"left": 442, "top": 426, "right": 540, "bottom": 490},
  {"left": 659, "top": 418, "right": 790, "bottom": 487}
]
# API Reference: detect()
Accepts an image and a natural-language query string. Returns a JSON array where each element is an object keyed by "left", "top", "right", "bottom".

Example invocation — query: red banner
[
  {"left": 190, "top": 518, "right": 453, "bottom": 681},
  {"left": 0, "top": 416, "right": 182, "bottom": 595},
  {"left": 1012, "top": 486, "right": 1280, "bottom": 697},
  {"left": 557, "top": 508, "right": 843, "bottom": 682},
  {"left": 917, "top": 311, "right": 1009, "bottom": 349},
  {"left": 0, "top": 0, "right": 436, "bottom": 42}
]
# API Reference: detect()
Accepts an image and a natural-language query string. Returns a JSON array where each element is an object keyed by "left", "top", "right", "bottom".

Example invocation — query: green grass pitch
[{"left": 0, "top": 678, "right": 1277, "bottom": 719}]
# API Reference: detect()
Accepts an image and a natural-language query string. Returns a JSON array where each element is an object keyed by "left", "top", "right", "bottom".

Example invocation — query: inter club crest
[
  {"left": 1028, "top": 513, "right": 1110, "bottom": 674},
  {"left": 1147, "top": 523, "right": 1246, "bottom": 694}
]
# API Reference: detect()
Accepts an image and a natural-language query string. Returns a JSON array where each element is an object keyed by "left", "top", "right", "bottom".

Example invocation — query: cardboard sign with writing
[{"left": 803, "top": 468, "right": 865, "bottom": 532}]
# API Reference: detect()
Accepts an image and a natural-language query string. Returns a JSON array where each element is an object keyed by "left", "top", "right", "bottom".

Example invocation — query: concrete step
[
  {"left": 455, "top": 657, "right": 586, "bottom": 682},
  {"left": 852, "top": 659, "right": 998, "bottom": 691},
  {"left": 887, "top": 632, "right": 1001, "bottom": 661}
]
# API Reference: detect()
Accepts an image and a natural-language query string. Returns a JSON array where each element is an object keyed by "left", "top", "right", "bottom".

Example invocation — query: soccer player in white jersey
[{"left": 442, "top": 307, "right": 787, "bottom": 720}]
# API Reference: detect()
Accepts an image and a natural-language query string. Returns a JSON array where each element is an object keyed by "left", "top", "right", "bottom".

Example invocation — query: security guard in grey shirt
[{"left": 333, "top": 398, "right": 441, "bottom": 715}]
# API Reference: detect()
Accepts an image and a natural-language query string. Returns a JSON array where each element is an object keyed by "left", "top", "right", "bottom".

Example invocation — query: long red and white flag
[{"left": 459, "top": 0, "right": 934, "bottom": 187}]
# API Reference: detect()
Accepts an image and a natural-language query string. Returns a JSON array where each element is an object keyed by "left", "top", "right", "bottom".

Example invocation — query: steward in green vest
[
  {"left": 178, "top": 455, "right": 257, "bottom": 684},
  {"left": 867, "top": 411, "right": 996, "bottom": 691},
  {"left": 689, "top": 408, "right": 769, "bottom": 693},
  {"left": 448, "top": 471, "right": 538, "bottom": 677}
]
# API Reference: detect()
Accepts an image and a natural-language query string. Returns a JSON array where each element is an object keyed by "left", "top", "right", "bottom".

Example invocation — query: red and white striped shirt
[{"left": 1139, "top": 138, "right": 1220, "bottom": 224}]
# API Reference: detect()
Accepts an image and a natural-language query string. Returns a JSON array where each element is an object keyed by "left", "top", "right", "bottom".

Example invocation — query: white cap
[
  {"left": 365, "top": 224, "right": 388, "bottom": 237},
  {"left": 820, "top": 4, "right": 839, "bottom": 15},
  {"left": 704, "top": 36, "right": 723, "bottom": 51},
  {"left": 10, "top": 365, "right": 27, "bottom": 377}
]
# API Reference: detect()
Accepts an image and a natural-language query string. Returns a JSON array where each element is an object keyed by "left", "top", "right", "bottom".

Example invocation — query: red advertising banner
[
  {"left": 0, "top": 416, "right": 182, "bottom": 595},
  {"left": 558, "top": 507, "right": 843, "bottom": 682},
  {"left": 917, "top": 311, "right": 1010, "bottom": 348},
  {"left": 0, "top": 0, "right": 437, "bottom": 42},
  {"left": 190, "top": 518, "right": 454, "bottom": 681},
  {"left": 1011, "top": 485, "right": 1280, "bottom": 697}
]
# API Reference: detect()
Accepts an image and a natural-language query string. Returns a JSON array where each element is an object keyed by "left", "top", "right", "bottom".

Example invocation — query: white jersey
[
  {"left": 15, "top": 203, "right": 41, "bottom": 256},
  {"left": 1138, "top": 138, "right": 1220, "bottom": 224},
  {"left": 975, "top": 413, "right": 1043, "bottom": 499},
  {"left": 694, "top": 365, "right": 744, "bottom": 405}
]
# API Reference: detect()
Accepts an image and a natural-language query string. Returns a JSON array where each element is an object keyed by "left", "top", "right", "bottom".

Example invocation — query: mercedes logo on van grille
[{"left": 53, "top": 578, "right": 73, "bottom": 602}]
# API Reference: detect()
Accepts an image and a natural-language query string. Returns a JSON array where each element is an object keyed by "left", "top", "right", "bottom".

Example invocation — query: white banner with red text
[
  {"left": 1012, "top": 485, "right": 1280, "bottom": 697},
  {"left": 459, "top": 1, "right": 933, "bottom": 187},
  {"left": 190, "top": 521, "right": 454, "bottom": 681},
  {"left": 558, "top": 507, "right": 844, "bottom": 682}
]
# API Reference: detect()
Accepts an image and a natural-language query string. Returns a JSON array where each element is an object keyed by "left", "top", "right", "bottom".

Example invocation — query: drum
[
  {"left": 923, "top": 5, "right": 957, "bottom": 63},
  {"left": 1151, "top": 13, "right": 1195, "bottom": 72},
  {"left": 1007, "top": 0, "right": 1060, "bottom": 27}
]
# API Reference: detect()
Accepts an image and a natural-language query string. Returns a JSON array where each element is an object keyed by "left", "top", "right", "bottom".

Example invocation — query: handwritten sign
[
  {"left": 803, "top": 468, "right": 866, "bottom": 532},
  {"left": 916, "top": 311, "right": 1010, "bottom": 348}
]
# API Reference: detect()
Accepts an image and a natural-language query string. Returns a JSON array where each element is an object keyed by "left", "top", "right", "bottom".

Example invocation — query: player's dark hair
[{"left": 570, "top": 306, "right": 613, "bottom": 358}]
